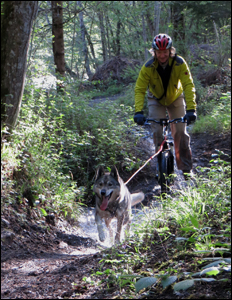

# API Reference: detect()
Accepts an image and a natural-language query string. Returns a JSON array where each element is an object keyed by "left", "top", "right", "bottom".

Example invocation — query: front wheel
[{"left": 158, "top": 151, "right": 169, "bottom": 193}]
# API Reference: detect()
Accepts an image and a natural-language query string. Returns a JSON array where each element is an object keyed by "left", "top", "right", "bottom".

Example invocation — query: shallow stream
[{"left": 75, "top": 133, "right": 189, "bottom": 253}]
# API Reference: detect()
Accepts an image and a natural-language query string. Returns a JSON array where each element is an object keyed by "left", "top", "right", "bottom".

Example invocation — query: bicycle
[{"left": 144, "top": 117, "right": 187, "bottom": 194}]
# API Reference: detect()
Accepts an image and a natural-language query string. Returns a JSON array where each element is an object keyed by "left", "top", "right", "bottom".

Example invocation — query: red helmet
[{"left": 152, "top": 34, "right": 172, "bottom": 50}]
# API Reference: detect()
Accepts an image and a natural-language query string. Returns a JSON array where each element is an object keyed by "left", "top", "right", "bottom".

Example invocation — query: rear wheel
[{"left": 159, "top": 152, "right": 169, "bottom": 193}]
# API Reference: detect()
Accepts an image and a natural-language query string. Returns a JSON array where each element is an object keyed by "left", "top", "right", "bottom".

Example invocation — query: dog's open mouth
[{"left": 100, "top": 192, "right": 113, "bottom": 210}]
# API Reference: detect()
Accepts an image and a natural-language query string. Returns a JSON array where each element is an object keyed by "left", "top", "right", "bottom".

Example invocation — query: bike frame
[{"left": 145, "top": 117, "right": 186, "bottom": 193}]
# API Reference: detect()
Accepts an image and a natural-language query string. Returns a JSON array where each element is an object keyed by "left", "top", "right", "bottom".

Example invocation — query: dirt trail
[{"left": 1, "top": 95, "right": 231, "bottom": 299}]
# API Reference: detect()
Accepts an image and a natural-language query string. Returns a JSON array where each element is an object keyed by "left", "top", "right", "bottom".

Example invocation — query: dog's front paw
[
  {"left": 97, "top": 225, "right": 107, "bottom": 242},
  {"left": 99, "top": 231, "right": 107, "bottom": 242},
  {"left": 115, "top": 234, "right": 120, "bottom": 244}
]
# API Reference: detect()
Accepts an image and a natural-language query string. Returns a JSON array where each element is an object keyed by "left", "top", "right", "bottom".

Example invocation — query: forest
[{"left": 1, "top": 1, "right": 231, "bottom": 299}]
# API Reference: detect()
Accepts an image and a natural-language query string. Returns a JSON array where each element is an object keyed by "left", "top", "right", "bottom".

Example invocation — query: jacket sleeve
[
  {"left": 180, "top": 59, "right": 197, "bottom": 111},
  {"left": 134, "top": 66, "right": 151, "bottom": 112}
]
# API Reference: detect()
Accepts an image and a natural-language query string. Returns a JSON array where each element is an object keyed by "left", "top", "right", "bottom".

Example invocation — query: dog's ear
[
  {"left": 110, "top": 166, "right": 120, "bottom": 181},
  {"left": 94, "top": 166, "right": 105, "bottom": 181}
]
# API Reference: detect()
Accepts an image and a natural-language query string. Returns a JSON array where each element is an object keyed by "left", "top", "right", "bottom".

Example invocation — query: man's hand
[
  {"left": 134, "top": 111, "right": 146, "bottom": 125},
  {"left": 184, "top": 110, "right": 197, "bottom": 125}
]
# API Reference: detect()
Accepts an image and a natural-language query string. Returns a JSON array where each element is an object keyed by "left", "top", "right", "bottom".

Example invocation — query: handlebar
[{"left": 145, "top": 117, "right": 187, "bottom": 126}]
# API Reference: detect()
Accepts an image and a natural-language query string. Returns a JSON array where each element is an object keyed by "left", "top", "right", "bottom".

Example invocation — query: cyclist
[{"left": 134, "top": 33, "right": 197, "bottom": 178}]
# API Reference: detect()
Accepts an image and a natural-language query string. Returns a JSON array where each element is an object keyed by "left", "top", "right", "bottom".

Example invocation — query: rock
[
  {"left": 1, "top": 229, "right": 15, "bottom": 245},
  {"left": 1, "top": 217, "right": 10, "bottom": 227}
]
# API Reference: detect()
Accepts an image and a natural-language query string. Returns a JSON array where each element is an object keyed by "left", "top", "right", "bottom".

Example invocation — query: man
[{"left": 134, "top": 33, "right": 197, "bottom": 177}]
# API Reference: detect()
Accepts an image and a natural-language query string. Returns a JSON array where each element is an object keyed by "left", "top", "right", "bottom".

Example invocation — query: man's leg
[{"left": 167, "top": 95, "right": 193, "bottom": 172}]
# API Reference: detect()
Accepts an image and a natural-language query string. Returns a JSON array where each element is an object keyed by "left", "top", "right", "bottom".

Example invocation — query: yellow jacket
[{"left": 134, "top": 55, "right": 196, "bottom": 112}]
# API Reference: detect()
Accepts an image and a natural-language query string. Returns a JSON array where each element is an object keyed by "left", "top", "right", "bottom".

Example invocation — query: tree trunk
[
  {"left": 105, "top": 14, "right": 116, "bottom": 56},
  {"left": 98, "top": 11, "right": 107, "bottom": 61},
  {"left": 71, "top": 1, "right": 77, "bottom": 73},
  {"left": 51, "top": 1, "right": 66, "bottom": 79},
  {"left": 142, "top": 1, "right": 148, "bottom": 61},
  {"left": 171, "top": 3, "right": 185, "bottom": 54},
  {"left": 78, "top": 1, "right": 92, "bottom": 79},
  {"left": 116, "top": 20, "right": 121, "bottom": 56},
  {"left": 154, "top": 1, "right": 161, "bottom": 36},
  {"left": 146, "top": 9, "right": 154, "bottom": 39},
  {"left": 166, "top": 6, "right": 171, "bottom": 34},
  {"left": 105, "top": 13, "right": 111, "bottom": 59},
  {"left": 1, "top": 1, "right": 38, "bottom": 132},
  {"left": 85, "top": 26, "right": 98, "bottom": 69},
  {"left": 213, "top": 20, "right": 223, "bottom": 66}
]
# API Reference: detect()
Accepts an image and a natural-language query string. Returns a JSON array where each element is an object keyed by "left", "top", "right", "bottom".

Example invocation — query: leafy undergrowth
[
  {"left": 1, "top": 65, "right": 231, "bottom": 299},
  {"left": 78, "top": 158, "right": 231, "bottom": 299},
  {"left": 1, "top": 143, "right": 231, "bottom": 299},
  {"left": 1, "top": 88, "right": 143, "bottom": 221},
  {"left": 191, "top": 91, "right": 231, "bottom": 134}
]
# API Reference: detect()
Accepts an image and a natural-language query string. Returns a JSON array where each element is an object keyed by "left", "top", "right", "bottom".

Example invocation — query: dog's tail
[{"left": 131, "top": 192, "right": 145, "bottom": 206}]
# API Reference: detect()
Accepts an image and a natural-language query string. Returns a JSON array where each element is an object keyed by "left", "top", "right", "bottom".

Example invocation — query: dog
[{"left": 93, "top": 166, "right": 144, "bottom": 244}]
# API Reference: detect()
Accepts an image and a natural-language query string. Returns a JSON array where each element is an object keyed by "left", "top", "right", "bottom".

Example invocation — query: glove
[
  {"left": 184, "top": 110, "right": 197, "bottom": 125},
  {"left": 134, "top": 111, "right": 146, "bottom": 125}
]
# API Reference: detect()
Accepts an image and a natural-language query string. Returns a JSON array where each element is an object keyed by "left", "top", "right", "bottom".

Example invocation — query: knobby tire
[
  {"left": 159, "top": 150, "right": 174, "bottom": 194},
  {"left": 160, "top": 152, "right": 168, "bottom": 193}
]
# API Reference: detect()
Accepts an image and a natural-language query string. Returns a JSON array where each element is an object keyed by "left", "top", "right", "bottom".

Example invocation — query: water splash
[{"left": 77, "top": 206, "right": 161, "bottom": 249}]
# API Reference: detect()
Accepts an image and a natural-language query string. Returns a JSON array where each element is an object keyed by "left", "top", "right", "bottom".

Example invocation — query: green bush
[
  {"left": 1, "top": 80, "right": 144, "bottom": 218},
  {"left": 191, "top": 91, "right": 231, "bottom": 134}
]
